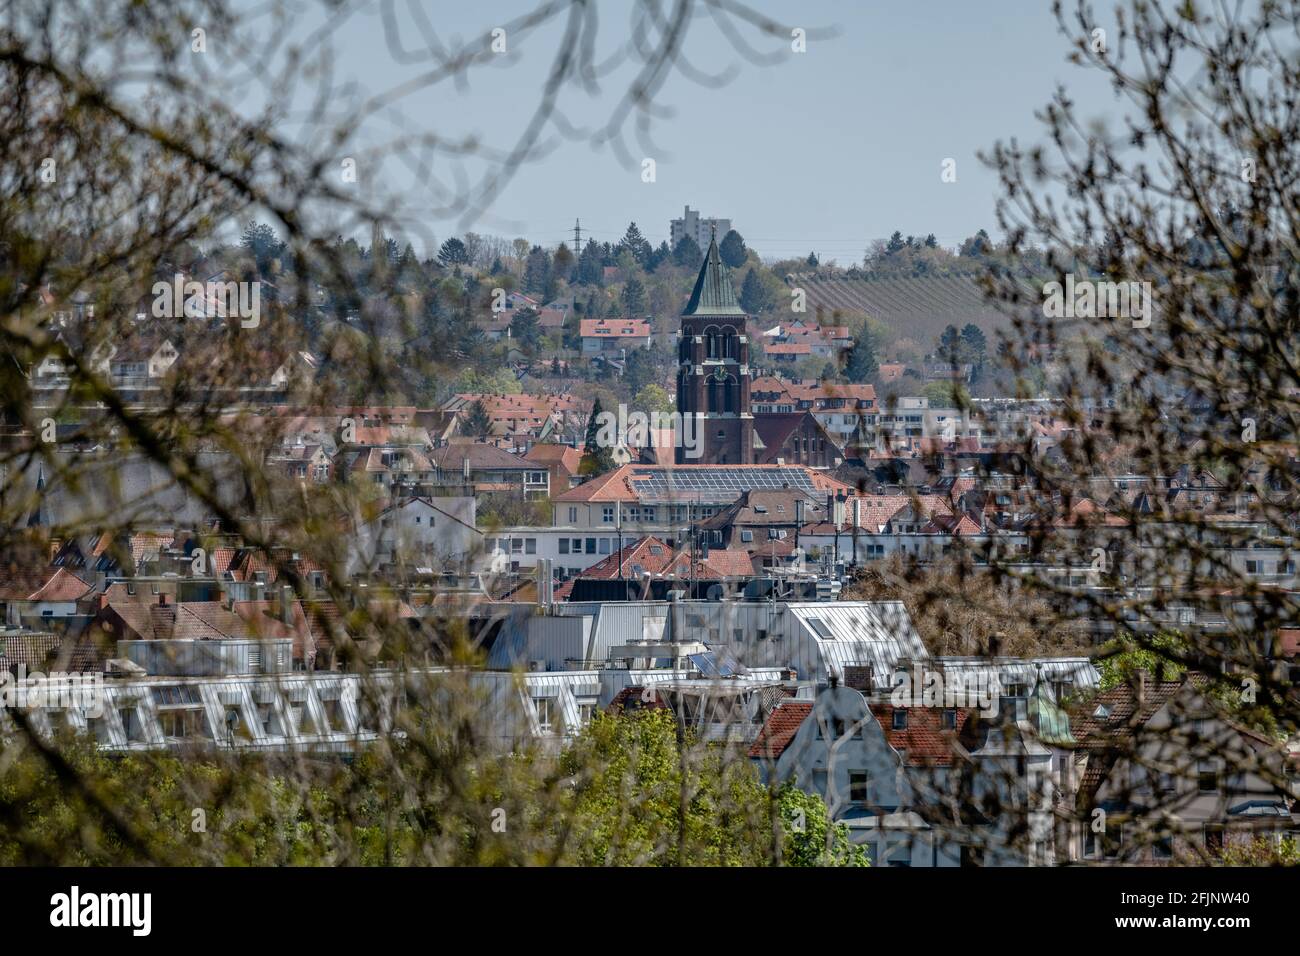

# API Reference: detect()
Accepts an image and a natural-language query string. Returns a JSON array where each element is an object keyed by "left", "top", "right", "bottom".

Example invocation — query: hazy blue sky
[{"left": 293, "top": 1, "right": 1120, "bottom": 260}]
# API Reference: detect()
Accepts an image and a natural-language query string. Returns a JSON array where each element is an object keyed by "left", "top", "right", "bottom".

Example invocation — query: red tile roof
[
  {"left": 580, "top": 318, "right": 651, "bottom": 338},
  {"left": 868, "top": 703, "right": 975, "bottom": 766},
  {"left": 749, "top": 700, "right": 813, "bottom": 759}
]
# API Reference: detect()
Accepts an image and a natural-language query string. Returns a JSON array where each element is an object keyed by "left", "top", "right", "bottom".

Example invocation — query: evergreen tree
[
  {"left": 938, "top": 324, "right": 962, "bottom": 358},
  {"left": 739, "top": 268, "right": 775, "bottom": 315},
  {"left": 240, "top": 220, "right": 284, "bottom": 277},
  {"left": 489, "top": 256, "right": 505, "bottom": 276},
  {"left": 886, "top": 231, "right": 906, "bottom": 254},
  {"left": 463, "top": 399, "right": 492, "bottom": 439},
  {"left": 805, "top": 251, "right": 819, "bottom": 267},
  {"left": 843, "top": 328, "right": 879, "bottom": 383},
  {"left": 581, "top": 399, "right": 615, "bottom": 475},
  {"left": 577, "top": 239, "right": 604, "bottom": 286},
  {"left": 672, "top": 235, "right": 702, "bottom": 270},
  {"left": 645, "top": 240, "right": 671, "bottom": 273},
  {"left": 718, "top": 229, "right": 748, "bottom": 268},
  {"left": 523, "top": 245, "right": 552, "bottom": 295},
  {"left": 437, "top": 237, "right": 470, "bottom": 266},
  {"left": 553, "top": 242, "right": 575, "bottom": 282},
  {"left": 621, "top": 277, "right": 646, "bottom": 315},
  {"left": 616, "top": 222, "right": 652, "bottom": 266},
  {"left": 960, "top": 323, "right": 987, "bottom": 365},
  {"left": 959, "top": 229, "right": 993, "bottom": 257},
  {"left": 510, "top": 307, "right": 542, "bottom": 352}
]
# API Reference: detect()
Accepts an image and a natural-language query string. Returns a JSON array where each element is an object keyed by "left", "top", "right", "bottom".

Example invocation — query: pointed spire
[{"left": 682, "top": 230, "right": 744, "bottom": 317}]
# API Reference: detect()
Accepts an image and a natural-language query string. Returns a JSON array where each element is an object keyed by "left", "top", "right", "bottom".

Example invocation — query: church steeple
[
  {"left": 682, "top": 225, "right": 744, "bottom": 318},
  {"left": 676, "top": 223, "right": 753, "bottom": 465}
]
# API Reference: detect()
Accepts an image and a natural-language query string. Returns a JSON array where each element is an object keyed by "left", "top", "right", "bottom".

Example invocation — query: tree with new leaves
[{"left": 777, "top": 784, "right": 870, "bottom": 867}]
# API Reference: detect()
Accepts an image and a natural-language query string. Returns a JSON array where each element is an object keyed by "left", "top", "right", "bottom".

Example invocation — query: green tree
[
  {"left": 921, "top": 380, "right": 969, "bottom": 408},
  {"left": 240, "top": 220, "right": 284, "bottom": 277},
  {"left": 552, "top": 242, "right": 575, "bottom": 282},
  {"left": 510, "top": 307, "right": 543, "bottom": 353},
  {"left": 718, "top": 229, "right": 748, "bottom": 268},
  {"left": 843, "top": 329, "right": 879, "bottom": 383},
  {"left": 577, "top": 238, "right": 604, "bottom": 285},
  {"left": 672, "top": 235, "right": 702, "bottom": 270},
  {"left": 620, "top": 277, "right": 646, "bottom": 315},
  {"left": 559, "top": 709, "right": 773, "bottom": 866},
  {"left": 581, "top": 398, "right": 615, "bottom": 475},
  {"left": 738, "top": 267, "right": 776, "bottom": 315},
  {"left": 437, "top": 236, "right": 470, "bottom": 266},
  {"left": 616, "top": 222, "right": 652, "bottom": 266},
  {"left": 633, "top": 383, "right": 673, "bottom": 415},
  {"left": 463, "top": 399, "right": 492, "bottom": 439},
  {"left": 777, "top": 784, "right": 870, "bottom": 867},
  {"left": 523, "top": 245, "right": 552, "bottom": 296},
  {"left": 960, "top": 322, "right": 987, "bottom": 367}
]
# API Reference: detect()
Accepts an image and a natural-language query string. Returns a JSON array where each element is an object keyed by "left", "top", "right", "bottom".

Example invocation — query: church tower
[{"left": 677, "top": 226, "right": 753, "bottom": 464}]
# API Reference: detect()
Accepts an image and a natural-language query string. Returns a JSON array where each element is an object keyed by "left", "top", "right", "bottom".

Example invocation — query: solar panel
[{"left": 632, "top": 466, "right": 819, "bottom": 503}]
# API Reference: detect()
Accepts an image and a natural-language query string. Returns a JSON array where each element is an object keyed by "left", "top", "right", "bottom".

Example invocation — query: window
[
  {"left": 1198, "top": 761, "right": 1218, "bottom": 793},
  {"left": 740, "top": 530, "right": 754, "bottom": 542},
  {"left": 892, "top": 710, "right": 908, "bottom": 730},
  {"left": 525, "top": 538, "right": 537, "bottom": 555},
  {"left": 941, "top": 708, "right": 957, "bottom": 730},
  {"left": 811, "top": 769, "right": 828, "bottom": 794},
  {"left": 585, "top": 539, "right": 596, "bottom": 554},
  {"left": 1154, "top": 837, "right": 1174, "bottom": 860},
  {"left": 599, "top": 538, "right": 611, "bottom": 555},
  {"left": 567, "top": 507, "right": 577, "bottom": 523},
  {"left": 602, "top": 507, "right": 614, "bottom": 523},
  {"left": 534, "top": 697, "right": 555, "bottom": 733},
  {"left": 559, "top": 539, "right": 569, "bottom": 554},
  {"left": 571, "top": 538, "right": 582, "bottom": 553},
  {"left": 806, "top": 617, "right": 833, "bottom": 639},
  {"left": 159, "top": 709, "right": 207, "bottom": 740},
  {"left": 849, "top": 771, "right": 869, "bottom": 804},
  {"left": 1204, "top": 826, "right": 1225, "bottom": 853}
]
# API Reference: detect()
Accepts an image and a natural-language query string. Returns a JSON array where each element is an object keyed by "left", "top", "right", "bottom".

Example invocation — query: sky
[{"left": 271, "top": 0, "right": 1122, "bottom": 260}]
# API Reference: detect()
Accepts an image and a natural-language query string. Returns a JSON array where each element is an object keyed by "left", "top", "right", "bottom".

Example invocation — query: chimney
[{"left": 280, "top": 585, "right": 294, "bottom": 626}]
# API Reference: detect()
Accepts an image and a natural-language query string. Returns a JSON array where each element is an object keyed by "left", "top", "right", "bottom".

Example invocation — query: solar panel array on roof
[{"left": 632, "top": 467, "right": 818, "bottom": 503}]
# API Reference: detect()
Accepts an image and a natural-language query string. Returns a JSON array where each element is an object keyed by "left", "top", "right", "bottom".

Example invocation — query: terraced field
[{"left": 788, "top": 274, "right": 1027, "bottom": 347}]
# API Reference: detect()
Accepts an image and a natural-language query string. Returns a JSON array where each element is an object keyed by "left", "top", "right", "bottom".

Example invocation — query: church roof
[{"left": 682, "top": 232, "right": 745, "bottom": 317}]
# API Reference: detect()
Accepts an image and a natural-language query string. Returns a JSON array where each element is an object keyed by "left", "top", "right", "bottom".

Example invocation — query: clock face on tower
[{"left": 712, "top": 365, "right": 727, "bottom": 382}]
